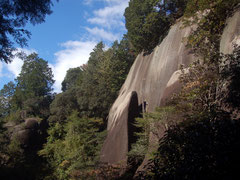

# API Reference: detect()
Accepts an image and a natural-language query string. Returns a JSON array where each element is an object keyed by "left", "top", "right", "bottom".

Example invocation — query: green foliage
[
  {"left": 128, "top": 106, "right": 177, "bottom": 162},
  {"left": 0, "top": 53, "right": 55, "bottom": 179},
  {"left": 61, "top": 67, "right": 83, "bottom": 92},
  {"left": 0, "top": 118, "right": 9, "bottom": 168},
  {"left": 143, "top": 112, "right": 240, "bottom": 180},
  {"left": 7, "top": 136, "right": 24, "bottom": 159},
  {"left": 220, "top": 45, "right": 240, "bottom": 112},
  {"left": 11, "top": 53, "right": 54, "bottom": 119},
  {"left": 184, "top": 0, "right": 240, "bottom": 18},
  {"left": 0, "top": 81, "right": 16, "bottom": 118},
  {"left": 4, "top": 110, "right": 23, "bottom": 125},
  {"left": 39, "top": 111, "right": 106, "bottom": 179},
  {"left": 135, "top": 44, "right": 240, "bottom": 178},
  {"left": 0, "top": 131, "right": 49, "bottom": 180},
  {"left": 16, "top": 53, "right": 54, "bottom": 97},
  {"left": 133, "top": 2, "right": 240, "bottom": 179},
  {"left": 124, "top": 0, "right": 187, "bottom": 53},
  {"left": 1, "top": 2, "right": 135, "bottom": 180},
  {"left": 183, "top": 0, "right": 240, "bottom": 60},
  {"left": 0, "top": 0, "right": 58, "bottom": 63},
  {"left": 48, "top": 88, "right": 79, "bottom": 124},
  {"left": 76, "top": 42, "right": 105, "bottom": 118},
  {"left": 42, "top": 37, "right": 134, "bottom": 179},
  {"left": 77, "top": 39, "right": 135, "bottom": 121},
  {"left": 128, "top": 117, "right": 149, "bottom": 161}
]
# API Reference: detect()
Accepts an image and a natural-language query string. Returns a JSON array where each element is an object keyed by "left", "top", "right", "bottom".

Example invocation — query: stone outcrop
[
  {"left": 101, "top": 8, "right": 240, "bottom": 172},
  {"left": 16, "top": 118, "right": 39, "bottom": 148},
  {"left": 100, "top": 20, "right": 195, "bottom": 164},
  {"left": 220, "top": 10, "right": 240, "bottom": 54},
  {"left": 101, "top": 91, "right": 139, "bottom": 164},
  {"left": 160, "top": 69, "right": 184, "bottom": 106},
  {"left": 218, "top": 8, "right": 240, "bottom": 118},
  {"left": 5, "top": 118, "right": 41, "bottom": 149}
]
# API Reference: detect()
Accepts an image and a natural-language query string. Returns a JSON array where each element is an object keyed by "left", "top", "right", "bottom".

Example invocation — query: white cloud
[
  {"left": 87, "top": 0, "right": 129, "bottom": 29},
  {"left": 51, "top": 1, "right": 129, "bottom": 92},
  {"left": 51, "top": 40, "right": 96, "bottom": 93},
  {"left": 4, "top": 48, "right": 35, "bottom": 78},
  {"left": 7, "top": 58, "right": 23, "bottom": 78},
  {"left": 86, "top": 27, "right": 119, "bottom": 41}
]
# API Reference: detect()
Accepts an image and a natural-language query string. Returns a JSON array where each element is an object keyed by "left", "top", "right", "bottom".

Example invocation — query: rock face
[
  {"left": 219, "top": 9, "right": 240, "bottom": 118},
  {"left": 100, "top": 20, "right": 195, "bottom": 164},
  {"left": 160, "top": 69, "right": 184, "bottom": 106},
  {"left": 220, "top": 10, "right": 240, "bottom": 54},
  {"left": 17, "top": 118, "right": 39, "bottom": 148},
  {"left": 101, "top": 8, "right": 240, "bottom": 167},
  {"left": 101, "top": 91, "right": 140, "bottom": 164}
]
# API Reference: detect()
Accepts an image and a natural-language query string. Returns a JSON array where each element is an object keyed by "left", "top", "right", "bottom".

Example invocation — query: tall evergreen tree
[
  {"left": 61, "top": 67, "right": 83, "bottom": 92},
  {"left": 12, "top": 53, "right": 54, "bottom": 118}
]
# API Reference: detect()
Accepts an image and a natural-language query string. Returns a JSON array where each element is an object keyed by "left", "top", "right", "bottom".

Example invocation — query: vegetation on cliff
[
  {"left": 128, "top": 0, "right": 240, "bottom": 179},
  {"left": 1, "top": 0, "right": 240, "bottom": 179}
]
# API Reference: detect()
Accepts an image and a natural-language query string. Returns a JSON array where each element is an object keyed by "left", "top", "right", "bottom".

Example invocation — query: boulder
[
  {"left": 24, "top": 118, "right": 39, "bottom": 130},
  {"left": 9, "top": 118, "right": 40, "bottom": 149},
  {"left": 16, "top": 129, "right": 32, "bottom": 146}
]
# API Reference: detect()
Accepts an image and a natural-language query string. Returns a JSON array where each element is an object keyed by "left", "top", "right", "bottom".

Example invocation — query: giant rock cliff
[{"left": 100, "top": 9, "right": 240, "bottom": 166}]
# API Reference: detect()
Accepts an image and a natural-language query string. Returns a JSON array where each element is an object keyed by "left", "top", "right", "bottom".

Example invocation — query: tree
[
  {"left": 77, "top": 39, "right": 135, "bottom": 121},
  {"left": 61, "top": 67, "right": 83, "bottom": 92},
  {"left": 12, "top": 53, "right": 54, "bottom": 118},
  {"left": 39, "top": 111, "right": 105, "bottom": 179},
  {"left": 219, "top": 45, "right": 240, "bottom": 113},
  {"left": 48, "top": 88, "right": 79, "bottom": 124},
  {"left": 0, "top": 0, "right": 58, "bottom": 63},
  {"left": 124, "top": 0, "right": 187, "bottom": 53},
  {"left": 93, "top": 38, "right": 135, "bottom": 119},
  {"left": 76, "top": 42, "right": 105, "bottom": 118},
  {"left": 0, "top": 81, "right": 16, "bottom": 118},
  {"left": 145, "top": 112, "right": 240, "bottom": 180},
  {"left": 184, "top": 0, "right": 240, "bottom": 18}
]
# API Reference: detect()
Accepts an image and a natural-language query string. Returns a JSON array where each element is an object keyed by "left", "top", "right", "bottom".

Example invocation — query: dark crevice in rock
[{"left": 127, "top": 91, "right": 140, "bottom": 152}]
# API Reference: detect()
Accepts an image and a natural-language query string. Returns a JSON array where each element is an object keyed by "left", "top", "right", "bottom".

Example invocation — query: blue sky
[{"left": 0, "top": 0, "right": 129, "bottom": 92}]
